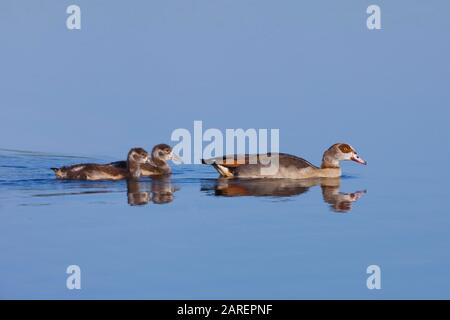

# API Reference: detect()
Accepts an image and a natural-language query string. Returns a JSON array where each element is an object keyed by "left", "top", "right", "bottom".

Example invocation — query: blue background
[{"left": 1, "top": 0, "right": 450, "bottom": 299}]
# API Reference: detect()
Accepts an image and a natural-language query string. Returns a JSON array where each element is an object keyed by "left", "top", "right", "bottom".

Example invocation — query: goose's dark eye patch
[{"left": 339, "top": 144, "right": 353, "bottom": 153}]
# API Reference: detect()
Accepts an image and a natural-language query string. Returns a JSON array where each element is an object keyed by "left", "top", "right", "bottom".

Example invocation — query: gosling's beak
[
  {"left": 170, "top": 152, "right": 183, "bottom": 164},
  {"left": 351, "top": 154, "right": 367, "bottom": 165}
]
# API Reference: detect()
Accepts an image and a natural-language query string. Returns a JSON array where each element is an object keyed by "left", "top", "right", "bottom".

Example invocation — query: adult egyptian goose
[
  {"left": 51, "top": 148, "right": 150, "bottom": 180},
  {"left": 109, "top": 144, "right": 181, "bottom": 176},
  {"left": 202, "top": 143, "right": 366, "bottom": 179}
]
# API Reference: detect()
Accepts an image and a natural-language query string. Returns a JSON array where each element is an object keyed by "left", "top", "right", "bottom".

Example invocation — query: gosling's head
[
  {"left": 127, "top": 147, "right": 150, "bottom": 165},
  {"left": 151, "top": 144, "right": 181, "bottom": 163}
]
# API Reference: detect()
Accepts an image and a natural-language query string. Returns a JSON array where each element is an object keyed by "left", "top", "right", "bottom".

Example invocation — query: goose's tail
[{"left": 201, "top": 158, "right": 233, "bottom": 177}]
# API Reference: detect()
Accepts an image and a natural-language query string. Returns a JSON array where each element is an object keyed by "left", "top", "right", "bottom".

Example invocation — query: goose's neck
[
  {"left": 318, "top": 150, "right": 342, "bottom": 178},
  {"left": 321, "top": 150, "right": 340, "bottom": 169}
]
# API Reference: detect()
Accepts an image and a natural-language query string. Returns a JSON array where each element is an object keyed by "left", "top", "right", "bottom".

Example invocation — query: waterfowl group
[
  {"left": 51, "top": 144, "right": 181, "bottom": 181},
  {"left": 202, "top": 143, "right": 366, "bottom": 179},
  {"left": 50, "top": 142, "right": 367, "bottom": 209},
  {"left": 51, "top": 142, "right": 366, "bottom": 181}
]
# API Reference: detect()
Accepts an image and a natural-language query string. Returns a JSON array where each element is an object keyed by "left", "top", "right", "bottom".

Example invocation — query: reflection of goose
[
  {"left": 321, "top": 184, "right": 366, "bottom": 213},
  {"left": 201, "top": 177, "right": 366, "bottom": 213},
  {"left": 126, "top": 177, "right": 177, "bottom": 206},
  {"left": 203, "top": 178, "right": 313, "bottom": 197},
  {"left": 202, "top": 143, "right": 366, "bottom": 179},
  {"left": 111, "top": 144, "right": 181, "bottom": 177}
]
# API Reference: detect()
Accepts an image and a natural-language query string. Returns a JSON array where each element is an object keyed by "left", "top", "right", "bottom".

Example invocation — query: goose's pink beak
[{"left": 351, "top": 154, "right": 367, "bottom": 165}]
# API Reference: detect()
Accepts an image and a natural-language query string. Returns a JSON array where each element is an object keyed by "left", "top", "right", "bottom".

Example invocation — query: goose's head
[{"left": 322, "top": 143, "right": 367, "bottom": 168}]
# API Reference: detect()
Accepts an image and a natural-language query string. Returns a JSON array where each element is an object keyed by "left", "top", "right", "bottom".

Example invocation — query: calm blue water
[{"left": 1, "top": 148, "right": 449, "bottom": 299}]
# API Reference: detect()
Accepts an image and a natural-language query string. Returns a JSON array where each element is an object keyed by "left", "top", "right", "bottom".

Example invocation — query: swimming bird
[
  {"left": 109, "top": 144, "right": 181, "bottom": 176},
  {"left": 202, "top": 143, "right": 367, "bottom": 179},
  {"left": 51, "top": 148, "right": 150, "bottom": 180}
]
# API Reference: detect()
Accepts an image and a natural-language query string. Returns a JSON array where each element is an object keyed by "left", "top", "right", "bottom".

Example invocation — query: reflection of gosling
[
  {"left": 109, "top": 144, "right": 181, "bottom": 176},
  {"left": 202, "top": 143, "right": 367, "bottom": 179},
  {"left": 151, "top": 177, "right": 175, "bottom": 204},
  {"left": 127, "top": 180, "right": 151, "bottom": 206},
  {"left": 51, "top": 148, "right": 150, "bottom": 181},
  {"left": 126, "top": 177, "right": 176, "bottom": 206},
  {"left": 127, "top": 191, "right": 151, "bottom": 206}
]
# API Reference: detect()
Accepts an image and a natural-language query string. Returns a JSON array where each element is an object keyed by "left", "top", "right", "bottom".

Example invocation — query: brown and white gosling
[
  {"left": 51, "top": 148, "right": 150, "bottom": 181},
  {"left": 109, "top": 144, "right": 181, "bottom": 176},
  {"left": 202, "top": 143, "right": 367, "bottom": 179}
]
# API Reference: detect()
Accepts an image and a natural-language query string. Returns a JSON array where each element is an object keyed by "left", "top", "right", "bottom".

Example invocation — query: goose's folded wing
[
  {"left": 202, "top": 153, "right": 317, "bottom": 169},
  {"left": 202, "top": 154, "right": 263, "bottom": 167}
]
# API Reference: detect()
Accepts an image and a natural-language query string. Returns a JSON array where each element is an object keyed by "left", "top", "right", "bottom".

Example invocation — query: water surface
[{"left": 1, "top": 148, "right": 449, "bottom": 299}]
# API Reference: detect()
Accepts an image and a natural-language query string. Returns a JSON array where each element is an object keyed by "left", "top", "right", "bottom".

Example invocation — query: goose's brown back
[{"left": 202, "top": 153, "right": 318, "bottom": 178}]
